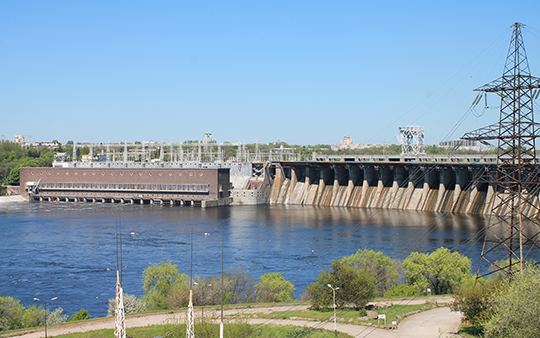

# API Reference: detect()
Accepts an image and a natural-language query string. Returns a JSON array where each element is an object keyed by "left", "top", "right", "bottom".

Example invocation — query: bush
[
  {"left": 383, "top": 284, "right": 418, "bottom": 298},
  {"left": 108, "top": 294, "right": 147, "bottom": 316},
  {"left": 46, "top": 307, "right": 68, "bottom": 326},
  {"left": 481, "top": 266, "right": 540, "bottom": 338},
  {"left": 69, "top": 309, "right": 90, "bottom": 321},
  {"left": 451, "top": 277, "right": 502, "bottom": 330}
]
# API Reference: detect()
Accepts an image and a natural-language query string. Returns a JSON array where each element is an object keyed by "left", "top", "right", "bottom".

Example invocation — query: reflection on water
[{"left": 0, "top": 202, "right": 525, "bottom": 318}]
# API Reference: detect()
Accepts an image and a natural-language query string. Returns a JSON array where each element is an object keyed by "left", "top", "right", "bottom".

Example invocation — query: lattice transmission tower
[
  {"left": 462, "top": 22, "right": 540, "bottom": 278},
  {"left": 397, "top": 125, "right": 426, "bottom": 156}
]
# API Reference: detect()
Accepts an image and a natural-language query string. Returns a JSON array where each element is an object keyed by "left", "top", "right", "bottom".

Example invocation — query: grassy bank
[{"left": 53, "top": 323, "right": 353, "bottom": 338}]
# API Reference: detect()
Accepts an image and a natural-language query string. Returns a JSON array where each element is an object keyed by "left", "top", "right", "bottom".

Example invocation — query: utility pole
[
  {"left": 462, "top": 22, "right": 540, "bottom": 278},
  {"left": 186, "top": 229, "right": 195, "bottom": 338}
]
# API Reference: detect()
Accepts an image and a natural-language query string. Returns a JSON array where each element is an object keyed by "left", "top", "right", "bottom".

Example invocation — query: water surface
[{"left": 0, "top": 203, "right": 490, "bottom": 317}]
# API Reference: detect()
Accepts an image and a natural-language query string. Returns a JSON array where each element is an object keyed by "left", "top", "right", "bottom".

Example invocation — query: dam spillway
[{"left": 266, "top": 161, "right": 503, "bottom": 215}]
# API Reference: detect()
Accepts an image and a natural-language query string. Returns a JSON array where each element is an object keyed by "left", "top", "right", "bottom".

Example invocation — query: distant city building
[
  {"left": 203, "top": 133, "right": 213, "bottom": 143},
  {"left": 14, "top": 135, "right": 25, "bottom": 145},
  {"left": 34, "top": 141, "right": 60, "bottom": 149},
  {"left": 439, "top": 139, "right": 478, "bottom": 147},
  {"left": 331, "top": 136, "right": 379, "bottom": 151}
]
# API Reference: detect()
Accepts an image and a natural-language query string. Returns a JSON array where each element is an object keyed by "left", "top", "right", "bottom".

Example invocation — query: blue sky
[{"left": 1, "top": 1, "right": 540, "bottom": 145}]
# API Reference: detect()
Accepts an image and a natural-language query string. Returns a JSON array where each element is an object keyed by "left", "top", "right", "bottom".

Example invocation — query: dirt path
[{"left": 4, "top": 299, "right": 461, "bottom": 338}]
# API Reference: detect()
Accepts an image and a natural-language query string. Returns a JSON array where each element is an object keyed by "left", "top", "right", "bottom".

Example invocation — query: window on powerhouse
[{"left": 39, "top": 182, "right": 210, "bottom": 192}]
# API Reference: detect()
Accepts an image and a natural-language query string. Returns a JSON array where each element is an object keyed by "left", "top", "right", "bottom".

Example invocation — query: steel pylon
[
  {"left": 114, "top": 271, "right": 126, "bottom": 338},
  {"left": 462, "top": 22, "right": 540, "bottom": 278},
  {"left": 186, "top": 289, "right": 195, "bottom": 338}
]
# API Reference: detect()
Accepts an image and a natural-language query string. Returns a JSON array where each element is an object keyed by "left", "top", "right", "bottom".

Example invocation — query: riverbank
[
  {"left": 0, "top": 195, "right": 26, "bottom": 203},
  {"left": 0, "top": 300, "right": 460, "bottom": 338}
]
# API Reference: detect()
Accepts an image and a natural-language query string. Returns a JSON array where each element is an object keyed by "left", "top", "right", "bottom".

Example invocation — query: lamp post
[
  {"left": 194, "top": 281, "right": 212, "bottom": 319},
  {"left": 33, "top": 297, "right": 57, "bottom": 338},
  {"left": 327, "top": 284, "right": 339, "bottom": 337}
]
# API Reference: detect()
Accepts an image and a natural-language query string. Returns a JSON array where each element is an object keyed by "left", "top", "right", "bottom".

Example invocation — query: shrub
[
  {"left": 69, "top": 309, "right": 90, "bottom": 321},
  {"left": 383, "top": 284, "right": 418, "bottom": 298}
]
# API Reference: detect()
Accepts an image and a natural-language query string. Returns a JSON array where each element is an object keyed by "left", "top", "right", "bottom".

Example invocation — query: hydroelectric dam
[
  {"left": 246, "top": 155, "right": 503, "bottom": 216},
  {"left": 17, "top": 143, "right": 512, "bottom": 215}
]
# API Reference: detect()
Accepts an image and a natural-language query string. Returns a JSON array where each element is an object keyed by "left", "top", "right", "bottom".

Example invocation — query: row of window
[{"left": 40, "top": 182, "right": 210, "bottom": 192}]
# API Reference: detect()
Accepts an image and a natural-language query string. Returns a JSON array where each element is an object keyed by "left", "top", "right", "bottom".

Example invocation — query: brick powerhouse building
[{"left": 19, "top": 167, "right": 232, "bottom": 207}]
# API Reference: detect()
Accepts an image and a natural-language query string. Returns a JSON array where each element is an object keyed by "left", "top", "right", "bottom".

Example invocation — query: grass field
[
  {"left": 53, "top": 323, "right": 353, "bottom": 338},
  {"left": 250, "top": 303, "right": 441, "bottom": 326}
]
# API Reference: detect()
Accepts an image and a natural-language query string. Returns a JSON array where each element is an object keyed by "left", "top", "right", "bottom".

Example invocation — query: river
[{"left": 0, "top": 202, "right": 491, "bottom": 318}]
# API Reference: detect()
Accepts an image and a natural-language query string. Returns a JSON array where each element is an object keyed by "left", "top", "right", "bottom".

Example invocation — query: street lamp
[
  {"left": 194, "top": 282, "right": 213, "bottom": 319},
  {"left": 327, "top": 284, "right": 339, "bottom": 337},
  {"left": 33, "top": 297, "right": 57, "bottom": 338}
]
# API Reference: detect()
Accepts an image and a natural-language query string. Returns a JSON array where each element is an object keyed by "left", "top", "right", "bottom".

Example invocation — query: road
[{"left": 3, "top": 299, "right": 461, "bottom": 338}]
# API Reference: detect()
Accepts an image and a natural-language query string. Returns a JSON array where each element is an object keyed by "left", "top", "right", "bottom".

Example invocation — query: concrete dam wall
[{"left": 267, "top": 162, "right": 510, "bottom": 215}]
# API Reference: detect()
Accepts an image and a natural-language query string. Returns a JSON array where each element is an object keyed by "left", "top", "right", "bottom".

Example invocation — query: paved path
[{"left": 4, "top": 302, "right": 461, "bottom": 338}]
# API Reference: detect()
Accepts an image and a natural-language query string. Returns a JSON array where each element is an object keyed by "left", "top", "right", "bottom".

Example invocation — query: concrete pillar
[
  {"left": 331, "top": 166, "right": 347, "bottom": 206},
  {"left": 360, "top": 165, "right": 376, "bottom": 207},
  {"left": 316, "top": 166, "right": 332, "bottom": 205},
  {"left": 285, "top": 167, "right": 298, "bottom": 204}
]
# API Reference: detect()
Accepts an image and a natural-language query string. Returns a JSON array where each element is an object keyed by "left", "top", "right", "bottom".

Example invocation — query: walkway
[{"left": 3, "top": 301, "right": 461, "bottom": 338}]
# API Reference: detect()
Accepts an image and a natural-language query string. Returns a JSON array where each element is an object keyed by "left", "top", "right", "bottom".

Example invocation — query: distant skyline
[{"left": 2, "top": 1, "right": 540, "bottom": 145}]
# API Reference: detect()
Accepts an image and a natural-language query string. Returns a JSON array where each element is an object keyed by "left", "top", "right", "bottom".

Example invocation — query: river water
[{"left": 0, "top": 202, "right": 492, "bottom": 318}]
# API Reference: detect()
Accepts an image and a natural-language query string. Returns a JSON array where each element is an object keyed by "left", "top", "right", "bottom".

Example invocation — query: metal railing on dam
[
  {"left": 265, "top": 160, "right": 516, "bottom": 215},
  {"left": 313, "top": 154, "right": 498, "bottom": 163}
]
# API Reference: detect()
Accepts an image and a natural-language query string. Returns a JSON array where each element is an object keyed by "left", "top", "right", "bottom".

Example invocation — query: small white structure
[{"left": 396, "top": 125, "right": 426, "bottom": 156}]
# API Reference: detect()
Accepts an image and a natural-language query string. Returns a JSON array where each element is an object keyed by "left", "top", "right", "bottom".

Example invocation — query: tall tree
[
  {"left": 255, "top": 272, "right": 295, "bottom": 303},
  {"left": 403, "top": 247, "right": 471, "bottom": 295},
  {"left": 341, "top": 249, "right": 400, "bottom": 296},
  {"left": 141, "top": 261, "right": 187, "bottom": 310},
  {"left": 306, "top": 259, "right": 376, "bottom": 310}
]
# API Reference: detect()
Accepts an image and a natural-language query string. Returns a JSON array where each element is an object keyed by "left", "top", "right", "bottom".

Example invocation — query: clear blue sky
[{"left": 1, "top": 1, "right": 540, "bottom": 145}]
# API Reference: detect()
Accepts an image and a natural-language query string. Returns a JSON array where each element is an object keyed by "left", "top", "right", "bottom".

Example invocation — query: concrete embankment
[{"left": 0, "top": 195, "right": 26, "bottom": 203}]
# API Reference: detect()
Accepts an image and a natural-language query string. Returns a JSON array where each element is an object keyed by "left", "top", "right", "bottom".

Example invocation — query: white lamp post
[
  {"left": 33, "top": 297, "right": 57, "bottom": 338},
  {"left": 327, "top": 284, "right": 339, "bottom": 337}
]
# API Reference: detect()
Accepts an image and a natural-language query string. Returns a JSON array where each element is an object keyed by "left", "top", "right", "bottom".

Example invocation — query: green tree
[
  {"left": 0, "top": 294, "right": 25, "bottom": 330},
  {"left": 21, "top": 305, "right": 45, "bottom": 328},
  {"left": 141, "top": 261, "right": 188, "bottom": 310},
  {"left": 38, "top": 149, "right": 55, "bottom": 167},
  {"left": 341, "top": 249, "right": 400, "bottom": 296},
  {"left": 306, "top": 259, "right": 376, "bottom": 310},
  {"left": 403, "top": 247, "right": 472, "bottom": 295},
  {"left": 69, "top": 309, "right": 90, "bottom": 321},
  {"left": 255, "top": 272, "right": 295, "bottom": 303},
  {"left": 481, "top": 266, "right": 540, "bottom": 338}
]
